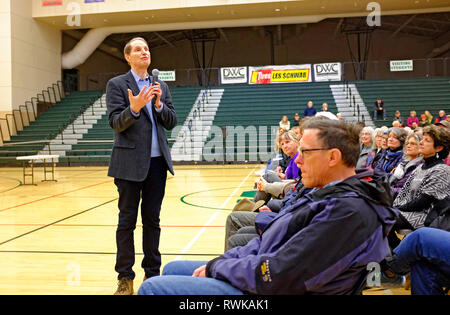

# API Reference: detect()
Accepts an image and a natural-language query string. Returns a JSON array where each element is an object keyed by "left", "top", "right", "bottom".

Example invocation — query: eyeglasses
[{"left": 298, "top": 148, "right": 331, "bottom": 156}]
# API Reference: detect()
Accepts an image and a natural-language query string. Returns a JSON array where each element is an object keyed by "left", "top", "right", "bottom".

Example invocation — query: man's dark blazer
[{"left": 106, "top": 70, "right": 177, "bottom": 181}]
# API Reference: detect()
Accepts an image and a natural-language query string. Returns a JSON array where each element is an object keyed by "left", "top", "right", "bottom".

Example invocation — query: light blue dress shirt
[{"left": 129, "top": 70, "right": 164, "bottom": 157}]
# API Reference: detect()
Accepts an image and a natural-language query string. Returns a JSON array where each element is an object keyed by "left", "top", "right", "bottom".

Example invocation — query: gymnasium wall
[
  {"left": 0, "top": 0, "right": 61, "bottom": 116},
  {"left": 69, "top": 21, "right": 438, "bottom": 89}
]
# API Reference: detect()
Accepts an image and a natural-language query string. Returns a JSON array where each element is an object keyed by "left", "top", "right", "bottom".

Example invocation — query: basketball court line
[
  {"left": 0, "top": 223, "right": 224, "bottom": 228},
  {"left": 0, "top": 179, "right": 113, "bottom": 213},
  {"left": 174, "top": 166, "right": 256, "bottom": 261},
  {"left": 0, "top": 198, "right": 117, "bottom": 246},
  {"left": 0, "top": 250, "right": 222, "bottom": 256}
]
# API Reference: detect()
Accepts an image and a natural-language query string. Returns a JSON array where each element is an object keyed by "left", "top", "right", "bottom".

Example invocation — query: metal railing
[{"left": 0, "top": 80, "right": 65, "bottom": 144}]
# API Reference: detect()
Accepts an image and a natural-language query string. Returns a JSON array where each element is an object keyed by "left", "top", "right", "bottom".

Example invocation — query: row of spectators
[
  {"left": 138, "top": 112, "right": 450, "bottom": 296},
  {"left": 224, "top": 114, "right": 450, "bottom": 294}
]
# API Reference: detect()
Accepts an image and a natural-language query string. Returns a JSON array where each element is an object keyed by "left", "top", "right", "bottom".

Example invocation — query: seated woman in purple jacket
[{"left": 254, "top": 130, "right": 300, "bottom": 203}]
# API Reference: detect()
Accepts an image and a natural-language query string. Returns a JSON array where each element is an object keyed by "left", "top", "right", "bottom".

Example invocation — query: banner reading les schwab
[{"left": 249, "top": 65, "right": 312, "bottom": 84}]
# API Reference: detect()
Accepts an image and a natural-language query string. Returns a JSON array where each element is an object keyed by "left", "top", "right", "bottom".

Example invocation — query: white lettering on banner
[
  {"left": 158, "top": 71, "right": 176, "bottom": 81},
  {"left": 221, "top": 67, "right": 247, "bottom": 84},
  {"left": 390, "top": 60, "right": 413, "bottom": 72},
  {"left": 314, "top": 63, "right": 342, "bottom": 81}
]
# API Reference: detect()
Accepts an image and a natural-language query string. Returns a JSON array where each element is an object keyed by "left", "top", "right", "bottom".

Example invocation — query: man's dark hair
[
  {"left": 423, "top": 125, "right": 450, "bottom": 159},
  {"left": 123, "top": 37, "right": 149, "bottom": 56},
  {"left": 303, "top": 119, "right": 361, "bottom": 167}
]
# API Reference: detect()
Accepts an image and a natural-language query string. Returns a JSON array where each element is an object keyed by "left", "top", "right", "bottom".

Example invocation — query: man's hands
[
  {"left": 192, "top": 264, "right": 207, "bottom": 277},
  {"left": 128, "top": 83, "right": 162, "bottom": 114}
]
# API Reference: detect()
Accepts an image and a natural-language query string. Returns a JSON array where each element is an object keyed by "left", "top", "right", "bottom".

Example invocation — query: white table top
[{"left": 16, "top": 154, "right": 60, "bottom": 160}]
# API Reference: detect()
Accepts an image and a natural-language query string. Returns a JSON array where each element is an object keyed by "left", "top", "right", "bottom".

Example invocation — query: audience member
[
  {"left": 435, "top": 120, "right": 450, "bottom": 165},
  {"left": 381, "top": 129, "right": 389, "bottom": 150},
  {"left": 267, "top": 128, "right": 289, "bottom": 173},
  {"left": 336, "top": 112, "right": 342, "bottom": 120},
  {"left": 367, "top": 127, "right": 387, "bottom": 168},
  {"left": 389, "top": 228, "right": 450, "bottom": 295},
  {"left": 293, "top": 113, "right": 301, "bottom": 126},
  {"left": 321, "top": 102, "right": 329, "bottom": 112},
  {"left": 434, "top": 110, "right": 447, "bottom": 124},
  {"left": 138, "top": 119, "right": 398, "bottom": 295},
  {"left": 419, "top": 114, "right": 429, "bottom": 128},
  {"left": 303, "top": 100, "right": 316, "bottom": 117},
  {"left": 374, "top": 127, "right": 407, "bottom": 177},
  {"left": 225, "top": 181, "right": 305, "bottom": 251},
  {"left": 254, "top": 131, "right": 300, "bottom": 203},
  {"left": 424, "top": 110, "right": 433, "bottom": 125},
  {"left": 224, "top": 120, "right": 313, "bottom": 252},
  {"left": 374, "top": 97, "right": 385, "bottom": 120},
  {"left": 407, "top": 110, "right": 419, "bottom": 128},
  {"left": 356, "top": 126, "right": 375, "bottom": 169},
  {"left": 279, "top": 115, "right": 290, "bottom": 131},
  {"left": 403, "top": 126, "right": 413, "bottom": 135},
  {"left": 389, "top": 125, "right": 450, "bottom": 248},
  {"left": 389, "top": 133, "right": 423, "bottom": 198},
  {"left": 393, "top": 110, "right": 404, "bottom": 126}
]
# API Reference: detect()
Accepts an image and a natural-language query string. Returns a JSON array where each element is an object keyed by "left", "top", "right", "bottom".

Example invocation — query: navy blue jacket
[{"left": 206, "top": 169, "right": 398, "bottom": 295}]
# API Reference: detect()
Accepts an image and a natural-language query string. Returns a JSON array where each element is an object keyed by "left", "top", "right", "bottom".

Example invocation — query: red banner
[{"left": 43, "top": 0, "right": 63, "bottom": 6}]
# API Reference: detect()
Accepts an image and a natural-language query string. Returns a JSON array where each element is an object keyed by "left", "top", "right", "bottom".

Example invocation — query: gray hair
[
  {"left": 360, "top": 126, "right": 375, "bottom": 145},
  {"left": 388, "top": 127, "right": 408, "bottom": 147}
]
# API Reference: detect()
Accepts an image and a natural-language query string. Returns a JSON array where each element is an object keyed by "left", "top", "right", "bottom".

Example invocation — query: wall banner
[
  {"left": 390, "top": 60, "right": 413, "bottom": 72},
  {"left": 43, "top": 0, "right": 62, "bottom": 6},
  {"left": 159, "top": 71, "right": 176, "bottom": 82},
  {"left": 220, "top": 67, "right": 248, "bottom": 84},
  {"left": 313, "top": 62, "right": 342, "bottom": 81},
  {"left": 248, "top": 65, "right": 312, "bottom": 84}
]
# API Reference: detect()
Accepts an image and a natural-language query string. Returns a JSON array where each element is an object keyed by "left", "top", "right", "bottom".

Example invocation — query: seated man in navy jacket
[{"left": 138, "top": 119, "right": 398, "bottom": 295}]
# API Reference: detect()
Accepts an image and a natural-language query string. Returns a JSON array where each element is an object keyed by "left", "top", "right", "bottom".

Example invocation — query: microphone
[{"left": 151, "top": 69, "right": 159, "bottom": 85}]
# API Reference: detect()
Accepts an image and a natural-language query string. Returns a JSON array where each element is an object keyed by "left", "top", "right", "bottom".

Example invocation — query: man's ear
[{"left": 328, "top": 148, "right": 342, "bottom": 167}]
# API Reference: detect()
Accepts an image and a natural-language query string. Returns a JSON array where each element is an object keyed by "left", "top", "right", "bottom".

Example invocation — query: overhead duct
[
  {"left": 61, "top": 6, "right": 450, "bottom": 69},
  {"left": 62, "top": 15, "right": 327, "bottom": 69}
]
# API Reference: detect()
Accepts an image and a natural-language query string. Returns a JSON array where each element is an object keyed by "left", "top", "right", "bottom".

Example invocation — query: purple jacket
[
  {"left": 285, "top": 152, "right": 300, "bottom": 179},
  {"left": 206, "top": 169, "right": 397, "bottom": 295}
]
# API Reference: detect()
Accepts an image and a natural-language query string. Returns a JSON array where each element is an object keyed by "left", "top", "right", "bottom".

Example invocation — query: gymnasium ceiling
[{"left": 38, "top": 0, "right": 449, "bottom": 60}]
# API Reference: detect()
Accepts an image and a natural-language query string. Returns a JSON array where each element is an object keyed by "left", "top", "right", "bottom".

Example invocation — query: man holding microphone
[{"left": 106, "top": 37, "right": 177, "bottom": 295}]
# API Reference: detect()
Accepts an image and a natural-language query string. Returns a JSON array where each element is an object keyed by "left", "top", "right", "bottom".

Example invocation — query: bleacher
[
  {"left": 0, "top": 90, "right": 103, "bottom": 164},
  {"left": 2, "top": 78, "right": 449, "bottom": 165},
  {"left": 355, "top": 77, "right": 450, "bottom": 128},
  {"left": 202, "top": 82, "right": 337, "bottom": 162},
  {"left": 61, "top": 86, "right": 203, "bottom": 164}
]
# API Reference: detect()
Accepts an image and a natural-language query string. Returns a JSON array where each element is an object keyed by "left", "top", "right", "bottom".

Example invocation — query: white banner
[
  {"left": 159, "top": 70, "right": 176, "bottom": 81},
  {"left": 390, "top": 60, "right": 413, "bottom": 72},
  {"left": 220, "top": 67, "right": 248, "bottom": 84},
  {"left": 313, "top": 62, "right": 342, "bottom": 81},
  {"left": 248, "top": 64, "right": 312, "bottom": 84}
]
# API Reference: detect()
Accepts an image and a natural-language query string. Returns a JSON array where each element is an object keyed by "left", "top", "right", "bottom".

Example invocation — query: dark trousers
[{"left": 114, "top": 157, "right": 167, "bottom": 280}]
